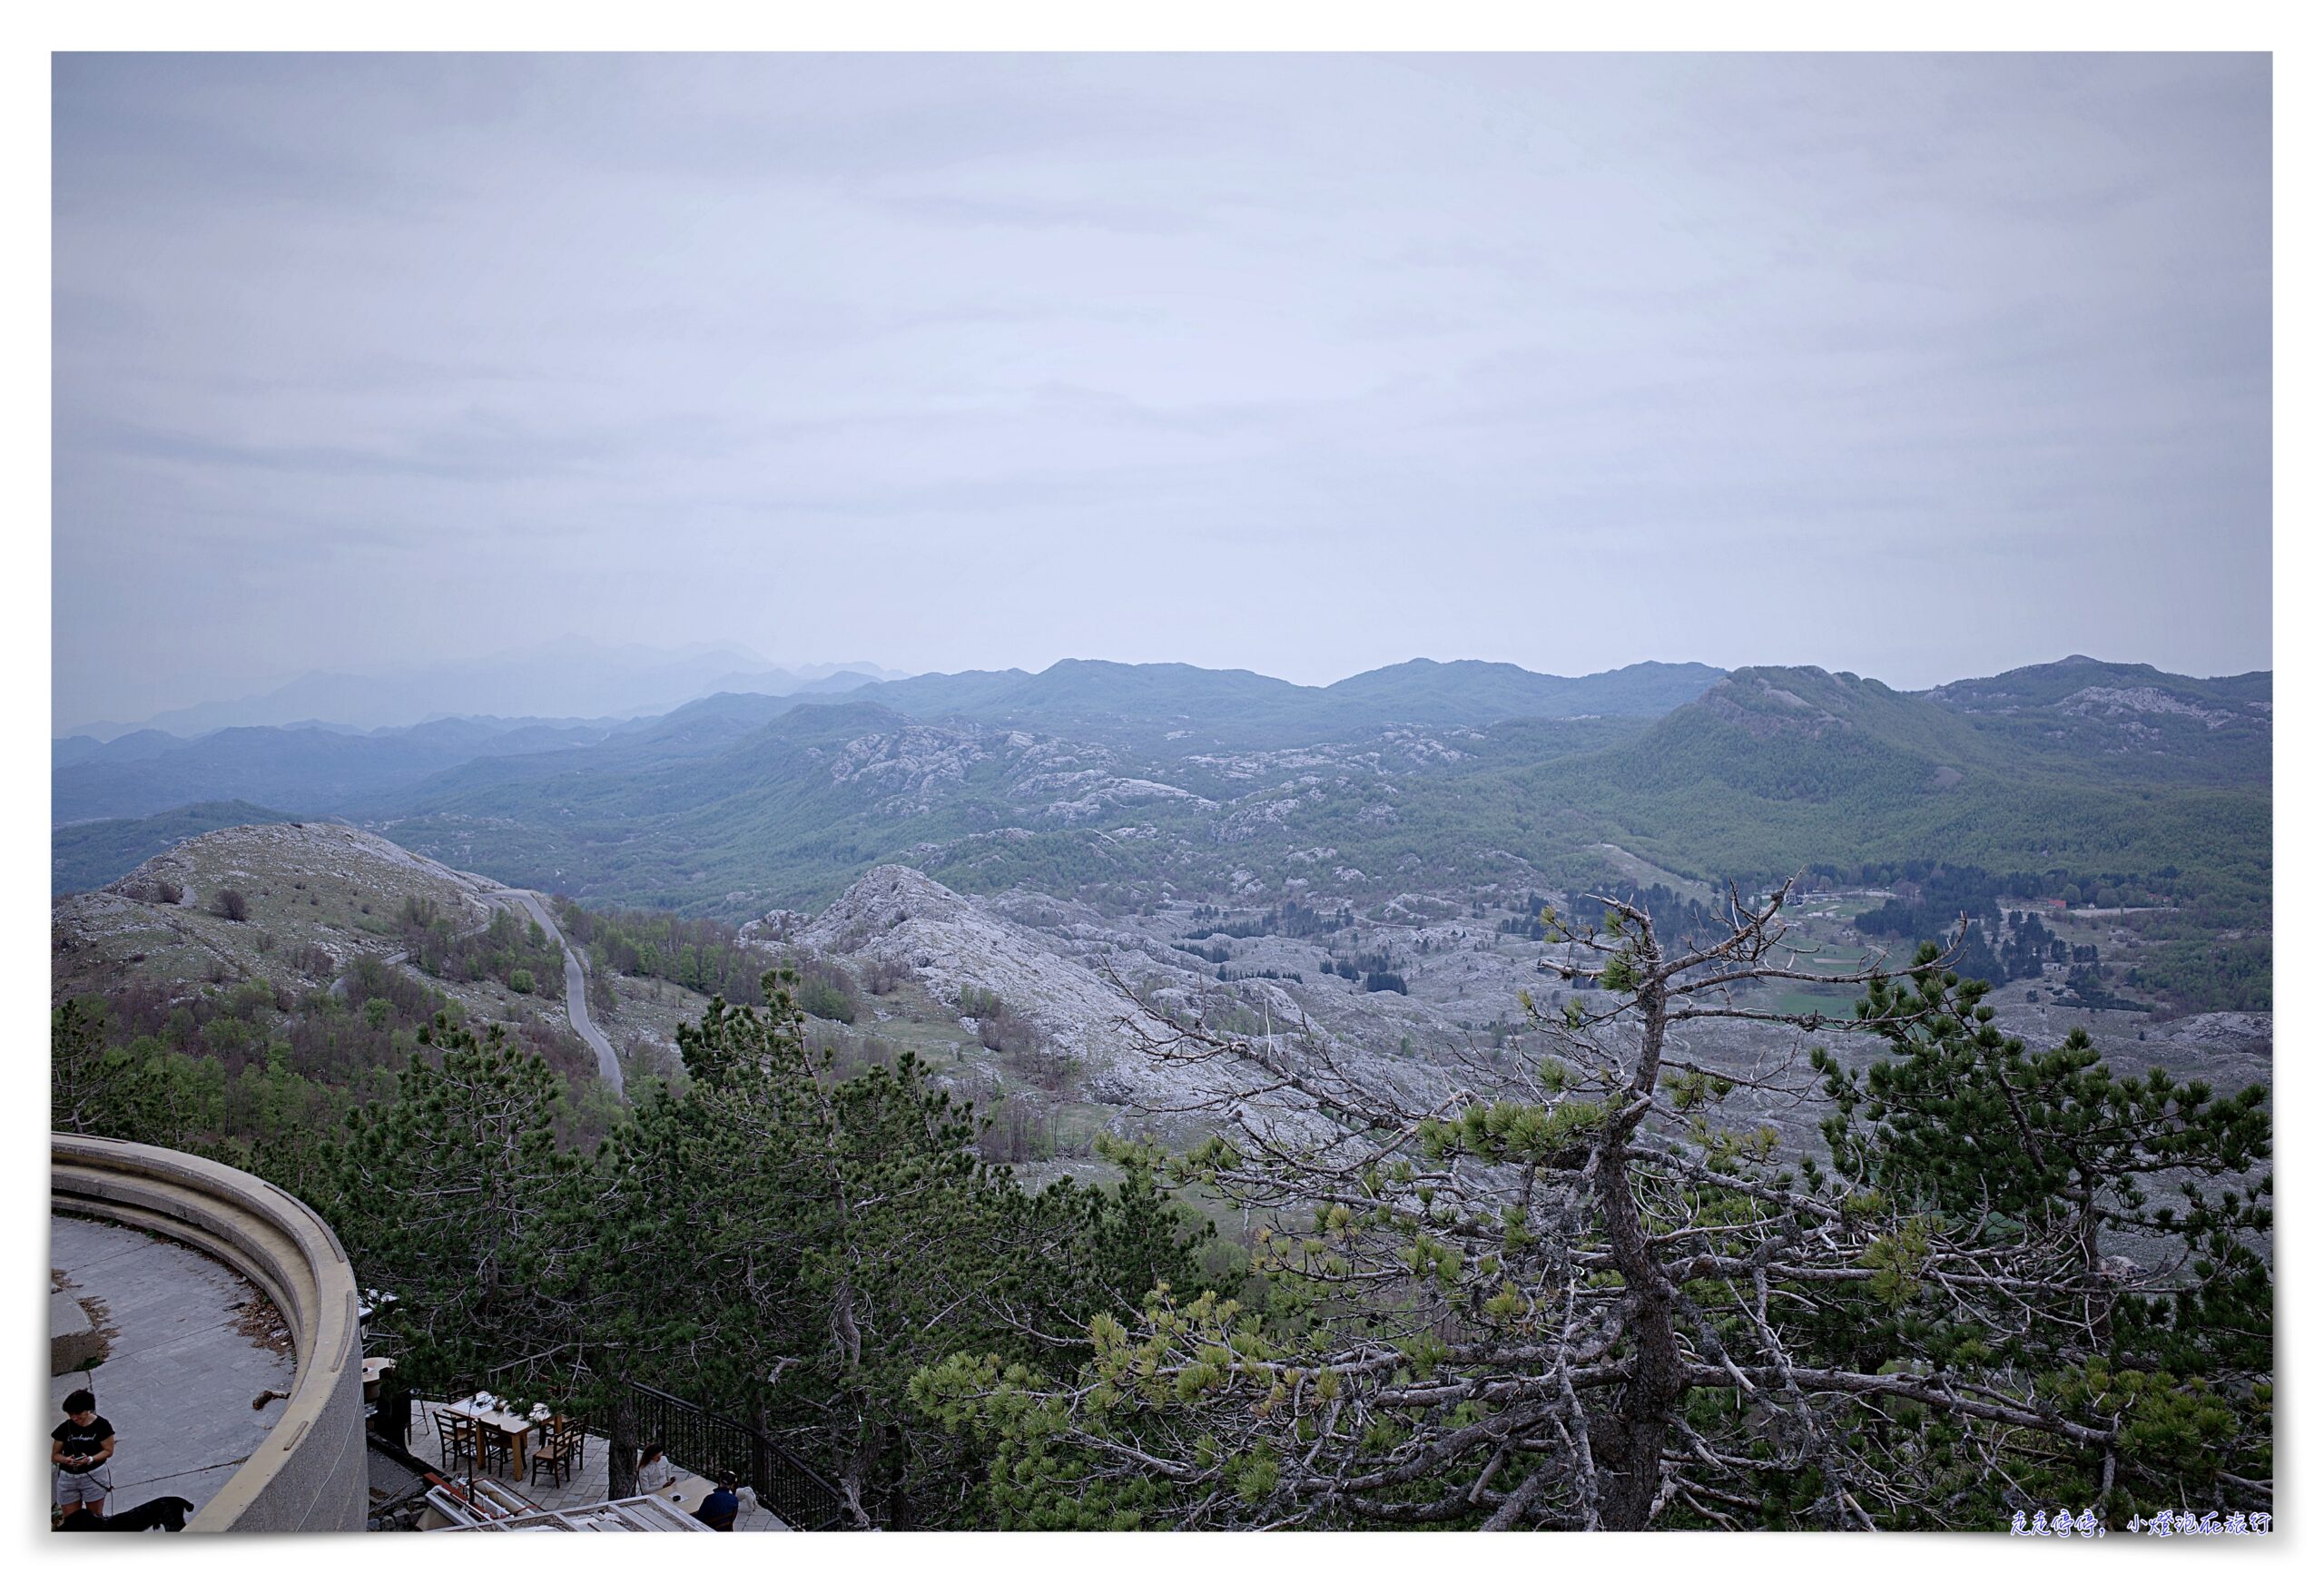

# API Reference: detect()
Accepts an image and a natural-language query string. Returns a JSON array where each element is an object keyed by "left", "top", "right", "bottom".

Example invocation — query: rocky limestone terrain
[
  {"left": 1701, "top": 675, "right": 1852, "bottom": 740},
  {"left": 747, "top": 864, "right": 1212, "bottom": 1110},
  {"left": 2058, "top": 685, "right": 2259, "bottom": 732},
  {"left": 743, "top": 860, "right": 2274, "bottom": 1163},
  {"left": 54, "top": 821, "right": 502, "bottom": 1003},
  {"left": 749, "top": 863, "right": 1644, "bottom": 1135},
  {"left": 53, "top": 825, "right": 2271, "bottom": 1178},
  {"left": 51, "top": 821, "right": 681, "bottom": 1075}
]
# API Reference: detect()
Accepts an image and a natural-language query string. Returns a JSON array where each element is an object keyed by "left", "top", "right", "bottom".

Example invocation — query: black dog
[{"left": 57, "top": 1495, "right": 195, "bottom": 1531}]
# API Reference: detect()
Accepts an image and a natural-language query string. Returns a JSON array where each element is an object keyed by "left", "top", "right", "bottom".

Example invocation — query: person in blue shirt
[{"left": 694, "top": 1473, "right": 739, "bottom": 1531}]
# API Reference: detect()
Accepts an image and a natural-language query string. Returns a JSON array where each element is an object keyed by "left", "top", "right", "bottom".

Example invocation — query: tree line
[
  {"left": 305, "top": 972, "right": 1212, "bottom": 1527},
  {"left": 553, "top": 898, "right": 773, "bottom": 1005},
  {"left": 398, "top": 897, "right": 566, "bottom": 998}
]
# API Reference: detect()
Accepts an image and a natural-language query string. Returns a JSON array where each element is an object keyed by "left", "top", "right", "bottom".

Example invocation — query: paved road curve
[{"left": 504, "top": 890, "right": 624, "bottom": 1098}]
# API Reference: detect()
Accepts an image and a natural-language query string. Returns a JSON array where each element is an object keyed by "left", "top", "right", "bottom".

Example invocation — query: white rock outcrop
[{"left": 759, "top": 865, "right": 1219, "bottom": 1107}]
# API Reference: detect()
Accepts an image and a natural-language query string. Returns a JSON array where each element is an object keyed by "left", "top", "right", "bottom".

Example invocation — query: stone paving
[
  {"left": 399, "top": 1400, "right": 787, "bottom": 1531},
  {"left": 48, "top": 1214, "right": 298, "bottom": 1520}
]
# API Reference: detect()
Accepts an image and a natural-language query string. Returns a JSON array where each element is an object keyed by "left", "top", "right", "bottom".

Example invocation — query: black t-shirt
[{"left": 53, "top": 1416, "right": 113, "bottom": 1464}]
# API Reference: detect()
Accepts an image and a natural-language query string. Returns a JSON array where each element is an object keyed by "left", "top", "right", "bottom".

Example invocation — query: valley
[
  {"left": 51, "top": 652, "right": 2274, "bottom": 1155},
  {"left": 54, "top": 656, "right": 2272, "bottom": 932},
  {"left": 50, "top": 813, "right": 2271, "bottom": 1203}
]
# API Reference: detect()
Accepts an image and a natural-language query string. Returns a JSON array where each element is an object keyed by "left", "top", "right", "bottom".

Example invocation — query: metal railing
[{"left": 597, "top": 1377, "right": 852, "bottom": 1531}]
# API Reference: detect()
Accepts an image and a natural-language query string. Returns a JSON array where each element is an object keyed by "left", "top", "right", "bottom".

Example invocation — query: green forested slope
[
  {"left": 1492, "top": 666, "right": 2269, "bottom": 912},
  {"left": 53, "top": 801, "right": 299, "bottom": 896},
  {"left": 66, "top": 658, "right": 2265, "bottom": 928}
]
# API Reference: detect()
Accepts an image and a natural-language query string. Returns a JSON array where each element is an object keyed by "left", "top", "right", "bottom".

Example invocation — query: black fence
[{"left": 599, "top": 1377, "right": 852, "bottom": 1531}]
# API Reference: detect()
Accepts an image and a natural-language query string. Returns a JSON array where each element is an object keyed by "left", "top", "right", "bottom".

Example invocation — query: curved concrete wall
[{"left": 51, "top": 1135, "right": 366, "bottom": 1533}]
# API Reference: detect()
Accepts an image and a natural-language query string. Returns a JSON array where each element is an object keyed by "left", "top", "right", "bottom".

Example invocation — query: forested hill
[
  {"left": 1921, "top": 654, "right": 2271, "bottom": 778},
  {"left": 813, "top": 656, "right": 1726, "bottom": 749},
  {"left": 1324, "top": 658, "right": 1725, "bottom": 720},
  {"left": 1926, "top": 654, "right": 2272, "bottom": 711},
  {"left": 1496, "top": 664, "right": 2270, "bottom": 917},
  {"left": 1605, "top": 662, "right": 2270, "bottom": 791}
]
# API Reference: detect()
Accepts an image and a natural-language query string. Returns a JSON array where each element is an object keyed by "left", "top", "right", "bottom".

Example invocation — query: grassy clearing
[
  {"left": 1774, "top": 984, "right": 1864, "bottom": 1019},
  {"left": 1588, "top": 843, "right": 1713, "bottom": 900}
]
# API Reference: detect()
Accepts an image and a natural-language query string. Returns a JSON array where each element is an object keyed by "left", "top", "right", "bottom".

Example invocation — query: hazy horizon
[
  {"left": 54, "top": 54, "right": 2271, "bottom": 726},
  {"left": 64, "top": 639, "right": 1721, "bottom": 738},
  {"left": 57, "top": 633, "right": 2275, "bottom": 742}
]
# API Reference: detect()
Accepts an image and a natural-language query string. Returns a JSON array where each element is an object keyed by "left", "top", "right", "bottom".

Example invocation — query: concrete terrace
[
  {"left": 49, "top": 1213, "right": 298, "bottom": 1518},
  {"left": 400, "top": 1400, "right": 789, "bottom": 1531}
]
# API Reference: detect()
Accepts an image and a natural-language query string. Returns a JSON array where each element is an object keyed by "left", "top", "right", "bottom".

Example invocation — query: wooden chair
[
  {"left": 475, "top": 1421, "right": 514, "bottom": 1477},
  {"left": 528, "top": 1420, "right": 584, "bottom": 1488},
  {"left": 552, "top": 1415, "right": 585, "bottom": 1472},
  {"left": 430, "top": 1408, "right": 477, "bottom": 1473}
]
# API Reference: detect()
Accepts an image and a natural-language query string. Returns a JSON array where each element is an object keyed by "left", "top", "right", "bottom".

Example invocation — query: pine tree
[
  {"left": 913, "top": 889, "right": 2272, "bottom": 1529},
  {"left": 320, "top": 1016, "right": 586, "bottom": 1392},
  {"left": 574, "top": 968, "right": 1210, "bottom": 1526}
]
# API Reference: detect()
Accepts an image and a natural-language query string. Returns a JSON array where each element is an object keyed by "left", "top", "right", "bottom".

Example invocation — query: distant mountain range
[
  {"left": 822, "top": 657, "right": 1727, "bottom": 750},
  {"left": 59, "top": 637, "right": 909, "bottom": 739},
  {"left": 53, "top": 656, "right": 1722, "bottom": 827},
  {"left": 53, "top": 715, "right": 619, "bottom": 824},
  {"left": 51, "top": 800, "right": 296, "bottom": 898},
  {"left": 50, "top": 653, "right": 2270, "bottom": 922}
]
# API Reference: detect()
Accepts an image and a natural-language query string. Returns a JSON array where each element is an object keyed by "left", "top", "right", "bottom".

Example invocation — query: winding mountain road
[
  {"left": 503, "top": 890, "right": 624, "bottom": 1098},
  {"left": 316, "top": 878, "right": 625, "bottom": 1097}
]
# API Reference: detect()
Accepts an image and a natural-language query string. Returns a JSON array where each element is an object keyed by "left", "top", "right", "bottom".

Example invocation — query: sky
[{"left": 52, "top": 52, "right": 2272, "bottom": 727}]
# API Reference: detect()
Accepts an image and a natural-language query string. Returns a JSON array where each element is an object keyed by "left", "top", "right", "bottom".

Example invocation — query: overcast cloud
[{"left": 52, "top": 53, "right": 2270, "bottom": 726}]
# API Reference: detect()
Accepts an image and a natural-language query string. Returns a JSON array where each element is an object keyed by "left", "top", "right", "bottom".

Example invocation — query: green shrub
[{"left": 798, "top": 973, "right": 858, "bottom": 1025}]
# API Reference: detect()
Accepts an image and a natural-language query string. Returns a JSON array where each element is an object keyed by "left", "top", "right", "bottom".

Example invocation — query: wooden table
[
  {"left": 660, "top": 1473, "right": 714, "bottom": 1512},
  {"left": 447, "top": 1396, "right": 537, "bottom": 1479}
]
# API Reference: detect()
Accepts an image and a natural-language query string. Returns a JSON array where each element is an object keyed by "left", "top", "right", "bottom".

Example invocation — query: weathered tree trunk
[
  {"left": 883, "top": 1421, "right": 912, "bottom": 1530},
  {"left": 604, "top": 1380, "right": 638, "bottom": 1499},
  {"left": 1593, "top": 1136, "right": 1681, "bottom": 1529},
  {"left": 1594, "top": 949, "right": 1679, "bottom": 1530}
]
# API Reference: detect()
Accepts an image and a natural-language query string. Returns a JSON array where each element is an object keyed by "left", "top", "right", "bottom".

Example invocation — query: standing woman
[{"left": 52, "top": 1389, "right": 115, "bottom": 1524}]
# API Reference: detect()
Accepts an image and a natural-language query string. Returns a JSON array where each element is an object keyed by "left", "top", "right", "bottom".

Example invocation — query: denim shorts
[{"left": 54, "top": 1466, "right": 113, "bottom": 1507}]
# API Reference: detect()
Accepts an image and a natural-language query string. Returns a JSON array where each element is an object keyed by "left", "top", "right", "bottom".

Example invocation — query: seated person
[
  {"left": 695, "top": 1475, "right": 739, "bottom": 1531},
  {"left": 635, "top": 1445, "right": 675, "bottom": 1496}
]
